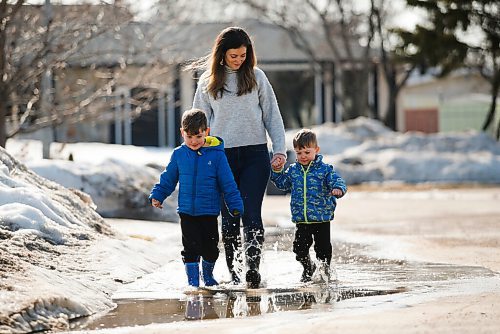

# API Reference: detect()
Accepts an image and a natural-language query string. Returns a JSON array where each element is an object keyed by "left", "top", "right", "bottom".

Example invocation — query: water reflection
[
  {"left": 186, "top": 287, "right": 337, "bottom": 320},
  {"left": 184, "top": 296, "right": 219, "bottom": 320},
  {"left": 72, "top": 284, "right": 407, "bottom": 330}
]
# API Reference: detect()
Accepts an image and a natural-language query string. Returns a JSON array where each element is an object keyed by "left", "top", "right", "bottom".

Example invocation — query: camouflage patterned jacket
[{"left": 270, "top": 154, "right": 347, "bottom": 224}]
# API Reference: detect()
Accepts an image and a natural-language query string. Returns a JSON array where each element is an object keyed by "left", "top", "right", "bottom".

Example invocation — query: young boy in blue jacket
[
  {"left": 150, "top": 109, "right": 243, "bottom": 287},
  {"left": 270, "top": 129, "right": 347, "bottom": 283}
]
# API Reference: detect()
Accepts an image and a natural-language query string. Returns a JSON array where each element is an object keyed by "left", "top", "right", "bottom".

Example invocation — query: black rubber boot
[
  {"left": 245, "top": 229, "right": 264, "bottom": 289},
  {"left": 317, "top": 261, "right": 331, "bottom": 283},
  {"left": 223, "top": 235, "right": 242, "bottom": 284},
  {"left": 245, "top": 269, "right": 261, "bottom": 289},
  {"left": 298, "top": 255, "right": 316, "bottom": 283}
]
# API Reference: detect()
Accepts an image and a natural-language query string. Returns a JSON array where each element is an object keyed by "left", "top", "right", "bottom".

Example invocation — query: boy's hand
[
  {"left": 271, "top": 153, "right": 286, "bottom": 170},
  {"left": 331, "top": 189, "right": 343, "bottom": 198},
  {"left": 151, "top": 198, "right": 163, "bottom": 209}
]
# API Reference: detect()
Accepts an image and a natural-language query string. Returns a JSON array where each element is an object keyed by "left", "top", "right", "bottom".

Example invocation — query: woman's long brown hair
[{"left": 207, "top": 27, "right": 257, "bottom": 99}]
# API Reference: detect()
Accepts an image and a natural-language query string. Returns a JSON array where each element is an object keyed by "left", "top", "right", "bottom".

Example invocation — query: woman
[{"left": 192, "top": 26, "right": 286, "bottom": 288}]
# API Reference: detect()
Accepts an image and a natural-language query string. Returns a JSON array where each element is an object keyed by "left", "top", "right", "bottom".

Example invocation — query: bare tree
[
  {"left": 1, "top": 1, "right": 130, "bottom": 148},
  {"left": 230, "top": 0, "right": 376, "bottom": 122},
  {"left": 370, "top": 0, "right": 416, "bottom": 130},
  {"left": 230, "top": 0, "right": 419, "bottom": 130},
  {"left": 0, "top": 0, "right": 183, "bottom": 149}
]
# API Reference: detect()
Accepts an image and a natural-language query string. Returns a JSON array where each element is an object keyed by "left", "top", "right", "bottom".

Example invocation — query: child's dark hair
[
  {"left": 293, "top": 129, "right": 318, "bottom": 149},
  {"left": 181, "top": 109, "right": 208, "bottom": 135}
]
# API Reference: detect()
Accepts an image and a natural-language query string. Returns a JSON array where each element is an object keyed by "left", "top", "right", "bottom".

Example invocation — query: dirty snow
[{"left": 0, "top": 150, "right": 168, "bottom": 333}]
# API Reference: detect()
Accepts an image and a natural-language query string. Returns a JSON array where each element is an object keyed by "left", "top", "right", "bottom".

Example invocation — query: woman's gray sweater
[{"left": 192, "top": 67, "right": 286, "bottom": 156}]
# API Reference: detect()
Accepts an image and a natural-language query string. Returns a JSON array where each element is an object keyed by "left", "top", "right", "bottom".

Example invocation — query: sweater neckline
[{"left": 224, "top": 66, "right": 238, "bottom": 74}]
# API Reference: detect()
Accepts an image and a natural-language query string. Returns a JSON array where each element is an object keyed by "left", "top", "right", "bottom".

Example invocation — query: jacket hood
[
  {"left": 204, "top": 136, "right": 225, "bottom": 151},
  {"left": 180, "top": 136, "right": 225, "bottom": 152},
  {"left": 204, "top": 136, "right": 224, "bottom": 150}
]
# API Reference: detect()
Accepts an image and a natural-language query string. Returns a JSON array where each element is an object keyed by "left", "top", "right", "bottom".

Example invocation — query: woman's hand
[{"left": 271, "top": 153, "right": 286, "bottom": 170}]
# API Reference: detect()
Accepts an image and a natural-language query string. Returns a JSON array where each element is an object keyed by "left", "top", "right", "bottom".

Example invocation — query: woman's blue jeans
[{"left": 221, "top": 144, "right": 270, "bottom": 281}]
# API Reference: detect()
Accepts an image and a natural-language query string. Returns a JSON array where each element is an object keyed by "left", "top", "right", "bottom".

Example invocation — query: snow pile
[
  {"left": 8, "top": 141, "right": 177, "bottom": 221},
  {"left": 0, "top": 148, "right": 110, "bottom": 237},
  {"left": 5, "top": 117, "right": 500, "bottom": 223},
  {"left": 48, "top": 142, "right": 170, "bottom": 168},
  {"left": 0, "top": 148, "right": 167, "bottom": 333},
  {"left": 287, "top": 117, "right": 500, "bottom": 185},
  {"left": 285, "top": 117, "right": 394, "bottom": 156},
  {"left": 28, "top": 159, "right": 178, "bottom": 222}
]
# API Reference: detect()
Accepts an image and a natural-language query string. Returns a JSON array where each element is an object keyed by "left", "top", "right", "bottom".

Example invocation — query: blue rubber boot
[
  {"left": 201, "top": 260, "right": 219, "bottom": 286},
  {"left": 185, "top": 262, "right": 200, "bottom": 287}
]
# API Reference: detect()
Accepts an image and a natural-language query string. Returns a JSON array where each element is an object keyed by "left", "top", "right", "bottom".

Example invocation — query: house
[
  {"left": 15, "top": 15, "right": 380, "bottom": 147},
  {"left": 397, "top": 69, "right": 498, "bottom": 136}
]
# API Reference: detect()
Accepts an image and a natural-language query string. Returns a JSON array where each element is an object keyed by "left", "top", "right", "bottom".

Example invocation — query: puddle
[
  {"left": 69, "top": 257, "right": 498, "bottom": 332},
  {"left": 70, "top": 285, "right": 405, "bottom": 330},
  {"left": 68, "top": 229, "right": 499, "bottom": 332}
]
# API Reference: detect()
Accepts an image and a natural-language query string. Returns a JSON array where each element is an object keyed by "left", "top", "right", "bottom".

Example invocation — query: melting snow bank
[
  {"left": 27, "top": 158, "right": 178, "bottom": 222},
  {"left": 6, "top": 140, "right": 178, "bottom": 222},
  {"left": 0, "top": 148, "right": 167, "bottom": 333},
  {"left": 6, "top": 117, "right": 500, "bottom": 223},
  {"left": 287, "top": 118, "right": 500, "bottom": 184}
]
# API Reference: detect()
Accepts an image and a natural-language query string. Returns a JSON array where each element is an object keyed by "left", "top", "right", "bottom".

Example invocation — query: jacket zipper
[
  {"left": 193, "top": 150, "right": 201, "bottom": 215},
  {"left": 301, "top": 163, "right": 312, "bottom": 223}
]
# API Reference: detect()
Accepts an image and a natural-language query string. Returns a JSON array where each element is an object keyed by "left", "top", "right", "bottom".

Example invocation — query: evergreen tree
[{"left": 394, "top": 0, "right": 499, "bottom": 138}]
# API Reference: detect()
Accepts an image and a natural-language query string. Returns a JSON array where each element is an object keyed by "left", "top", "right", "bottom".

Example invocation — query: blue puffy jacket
[
  {"left": 149, "top": 136, "right": 243, "bottom": 217},
  {"left": 270, "top": 154, "right": 346, "bottom": 223}
]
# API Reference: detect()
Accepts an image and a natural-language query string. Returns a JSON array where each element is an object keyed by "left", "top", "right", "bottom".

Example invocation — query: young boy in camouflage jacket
[{"left": 270, "top": 129, "right": 347, "bottom": 283}]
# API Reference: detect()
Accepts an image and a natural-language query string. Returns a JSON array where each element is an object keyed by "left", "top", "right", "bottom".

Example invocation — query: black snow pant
[
  {"left": 179, "top": 213, "right": 219, "bottom": 263},
  {"left": 293, "top": 222, "right": 332, "bottom": 265}
]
